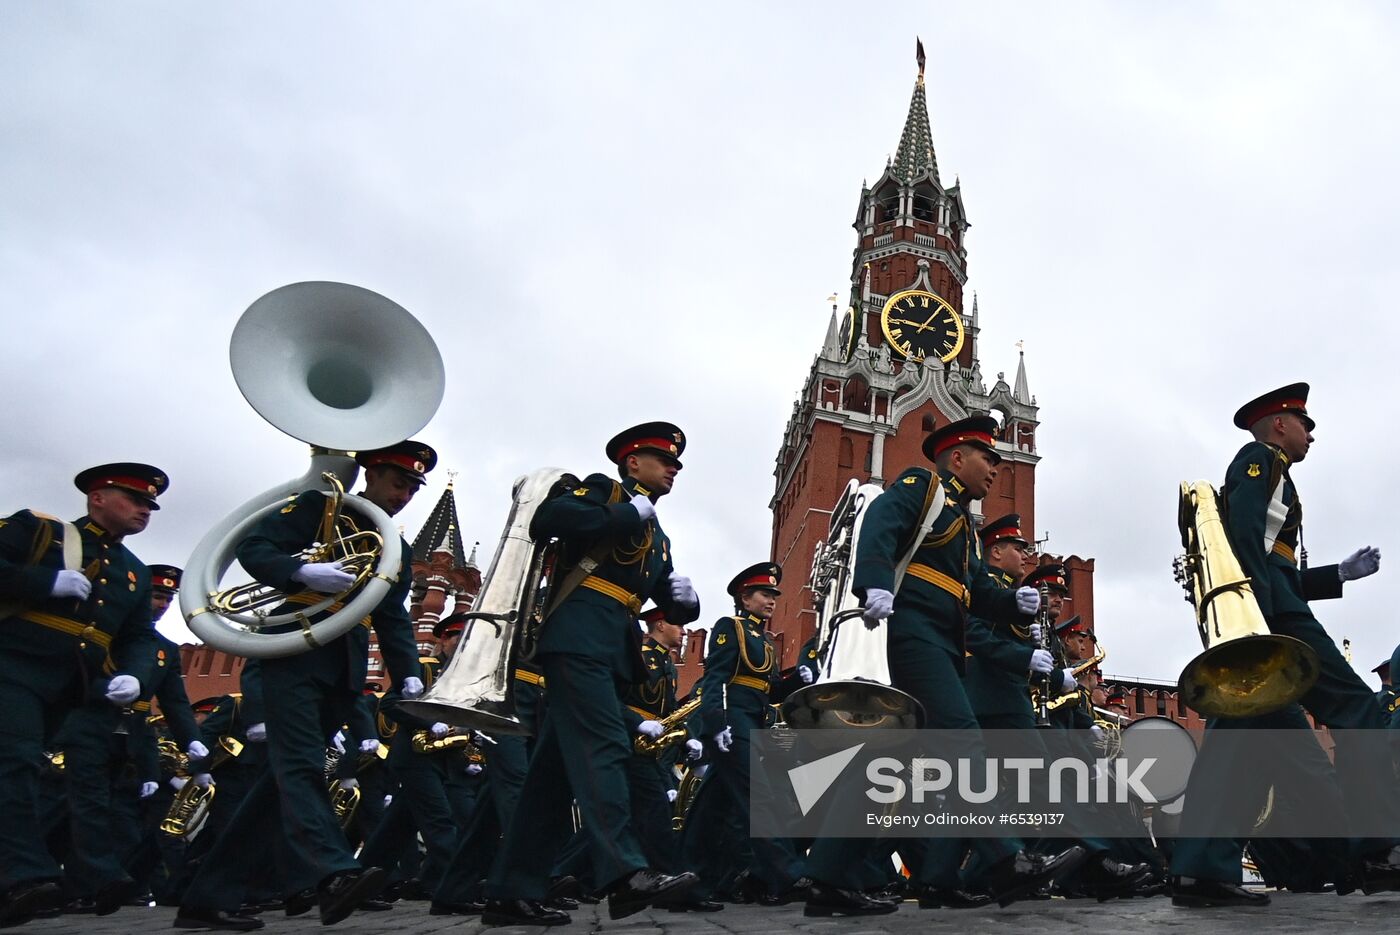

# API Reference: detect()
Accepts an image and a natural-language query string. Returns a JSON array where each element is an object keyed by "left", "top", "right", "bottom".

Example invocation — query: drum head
[{"left": 1119, "top": 716, "right": 1198, "bottom": 802}]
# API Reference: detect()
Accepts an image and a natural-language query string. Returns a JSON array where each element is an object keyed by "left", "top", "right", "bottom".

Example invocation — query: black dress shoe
[
  {"left": 481, "top": 898, "right": 571, "bottom": 926},
  {"left": 987, "top": 845, "right": 1088, "bottom": 907},
  {"left": 1079, "top": 856, "right": 1154, "bottom": 900},
  {"left": 63, "top": 897, "right": 98, "bottom": 914},
  {"left": 543, "top": 895, "right": 579, "bottom": 910},
  {"left": 546, "top": 875, "right": 582, "bottom": 900},
  {"left": 283, "top": 888, "right": 316, "bottom": 917},
  {"left": 173, "top": 906, "right": 267, "bottom": 930},
  {"left": 430, "top": 899, "right": 486, "bottom": 915},
  {"left": 1171, "top": 876, "right": 1270, "bottom": 908},
  {"left": 803, "top": 882, "right": 899, "bottom": 917},
  {"left": 395, "top": 880, "right": 432, "bottom": 901},
  {"left": 357, "top": 897, "right": 394, "bottom": 911},
  {"left": 656, "top": 894, "right": 725, "bottom": 912},
  {"left": 608, "top": 869, "right": 698, "bottom": 920},
  {"left": 914, "top": 885, "right": 992, "bottom": 909},
  {"left": 1358, "top": 847, "right": 1400, "bottom": 894},
  {"left": 868, "top": 879, "right": 907, "bottom": 902},
  {"left": 1, "top": 881, "right": 63, "bottom": 928},
  {"left": 318, "top": 867, "right": 388, "bottom": 926},
  {"left": 95, "top": 877, "right": 139, "bottom": 916}
]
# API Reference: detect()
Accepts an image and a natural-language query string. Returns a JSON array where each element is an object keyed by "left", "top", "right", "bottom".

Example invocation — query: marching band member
[
  {"left": 803, "top": 418, "right": 1086, "bottom": 915},
  {"left": 675, "top": 564, "right": 806, "bottom": 911},
  {"left": 174, "top": 441, "right": 434, "bottom": 931},
  {"left": 0, "top": 463, "right": 165, "bottom": 927},
  {"left": 1172, "top": 383, "right": 1400, "bottom": 907},
  {"left": 481, "top": 422, "right": 701, "bottom": 926}
]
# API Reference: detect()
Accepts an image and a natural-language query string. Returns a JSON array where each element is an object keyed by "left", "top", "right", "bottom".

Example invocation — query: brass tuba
[
  {"left": 1173, "top": 481, "right": 1318, "bottom": 717},
  {"left": 781, "top": 480, "right": 924, "bottom": 729},
  {"left": 180, "top": 282, "right": 444, "bottom": 658},
  {"left": 396, "top": 468, "right": 570, "bottom": 735}
]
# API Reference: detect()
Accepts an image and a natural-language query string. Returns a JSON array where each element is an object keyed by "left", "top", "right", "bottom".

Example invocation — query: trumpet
[{"left": 634, "top": 697, "right": 701, "bottom": 757}]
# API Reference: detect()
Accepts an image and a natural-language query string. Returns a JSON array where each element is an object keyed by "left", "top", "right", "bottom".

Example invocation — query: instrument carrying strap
[
  {"left": 891, "top": 477, "right": 948, "bottom": 594},
  {"left": 0, "top": 512, "right": 82, "bottom": 621},
  {"left": 1262, "top": 470, "right": 1289, "bottom": 557},
  {"left": 540, "top": 480, "right": 628, "bottom": 622}
]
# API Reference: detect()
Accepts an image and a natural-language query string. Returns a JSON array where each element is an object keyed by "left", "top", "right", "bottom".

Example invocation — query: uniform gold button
[
  {"left": 103, "top": 559, "right": 110, "bottom": 566},
  {"left": 99, "top": 578, "right": 108, "bottom": 585},
  {"left": 96, "top": 599, "right": 104, "bottom": 606}
]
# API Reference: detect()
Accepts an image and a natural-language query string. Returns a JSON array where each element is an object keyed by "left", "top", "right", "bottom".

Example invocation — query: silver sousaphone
[
  {"left": 781, "top": 479, "right": 924, "bottom": 729},
  {"left": 181, "top": 282, "right": 444, "bottom": 658}
]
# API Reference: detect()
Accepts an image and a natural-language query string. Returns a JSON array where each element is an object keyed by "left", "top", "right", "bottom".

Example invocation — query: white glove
[
  {"left": 338, "top": 778, "right": 359, "bottom": 791},
  {"left": 713, "top": 726, "right": 733, "bottom": 753},
  {"left": 51, "top": 569, "right": 92, "bottom": 600},
  {"left": 637, "top": 719, "right": 665, "bottom": 739},
  {"left": 667, "top": 788, "right": 679, "bottom": 803},
  {"left": 1028, "top": 649, "right": 1055, "bottom": 675},
  {"left": 685, "top": 738, "right": 703, "bottom": 761},
  {"left": 383, "top": 794, "right": 393, "bottom": 807},
  {"left": 630, "top": 493, "right": 656, "bottom": 523},
  {"left": 105, "top": 674, "right": 140, "bottom": 706},
  {"left": 1015, "top": 587, "right": 1041, "bottom": 615},
  {"left": 169, "top": 776, "right": 189, "bottom": 792},
  {"left": 246, "top": 722, "right": 267, "bottom": 743},
  {"left": 1090, "top": 725, "right": 1105, "bottom": 743},
  {"left": 1060, "top": 669, "right": 1077, "bottom": 693},
  {"left": 291, "top": 561, "right": 356, "bottom": 593},
  {"left": 402, "top": 676, "right": 425, "bottom": 699},
  {"left": 1029, "top": 623, "right": 1042, "bottom": 642},
  {"left": 186, "top": 740, "right": 210, "bottom": 760},
  {"left": 861, "top": 588, "right": 895, "bottom": 624},
  {"left": 1339, "top": 546, "right": 1381, "bottom": 582},
  {"left": 140, "top": 781, "right": 159, "bottom": 799},
  {"left": 430, "top": 722, "right": 451, "bottom": 739},
  {"left": 466, "top": 763, "right": 484, "bottom": 776},
  {"left": 799, "top": 667, "right": 814, "bottom": 684},
  {"left": 193, "top": 773, "right": 212, "bottom": 789},
  {"left": 330, "top": 730, "right": 346, "bottom": 754},
  {"left": 359, "top": 738, "right": 381, "bottom": 754},
  {"left": 668, "top": 573, "right": 698, "bottom": 608}
]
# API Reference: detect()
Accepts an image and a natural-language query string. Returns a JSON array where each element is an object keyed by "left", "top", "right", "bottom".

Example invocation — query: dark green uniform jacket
[
  {"left": 0, "top": 511, "right": 157, "bottom": 697},
  {"left": 852, "top": 468, "right": 1020, "bottom": 665},
  {"left": 1223, "top": 441, "right": 1342, "bottom": 618},
  {"left": 698, "top": 612, "right": 778, "bottom": 736},
  {"left": 963, "top": 568, "right": 1036, "bottom": 718},
  {"left": 530, "top": 473, "right": 699, "bottom": 681}
]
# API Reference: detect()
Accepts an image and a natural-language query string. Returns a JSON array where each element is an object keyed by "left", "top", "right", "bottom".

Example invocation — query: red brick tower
[{"left": 766, "top": 49, "right": 1049, "bottom": 671}]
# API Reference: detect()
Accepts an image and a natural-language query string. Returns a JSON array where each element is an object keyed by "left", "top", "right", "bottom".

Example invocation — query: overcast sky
[{"left": 4, "top": 2, "right": 1399, "bottom": 689}]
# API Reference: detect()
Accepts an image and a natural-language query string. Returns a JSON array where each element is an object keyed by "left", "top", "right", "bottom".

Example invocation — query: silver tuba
[
  {"left": 781, "top": 479, "right": 924, "bottom": 729},
  {"left": 181, "top": 282, "right": 444, "bottom": 658},
  {"left": 396, "top": 467, "right": 569, "bottom": 735}
]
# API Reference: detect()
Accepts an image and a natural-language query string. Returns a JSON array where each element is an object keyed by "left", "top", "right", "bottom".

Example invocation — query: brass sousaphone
[{"left": 181, "top": 282, "right": 444, "bottom": 658}]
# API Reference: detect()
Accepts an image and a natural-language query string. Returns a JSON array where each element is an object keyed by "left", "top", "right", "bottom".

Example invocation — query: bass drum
[{"left": 1119, "top": 716, "right": 1198, "bottom": 804}]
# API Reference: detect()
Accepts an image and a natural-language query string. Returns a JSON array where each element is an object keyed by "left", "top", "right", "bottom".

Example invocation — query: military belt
[
  {"left": 1271, "top": 541, "right": 1297, "bottom": 565},
  {"left": 514, "top": 669, "right": 545, "bottom": 688},
  {"left": 284, "top": 592, "right": 372, "bottom": 629},
  {"left": 580, "top": 576, "right": 642, "bottom": 615},
  {"left": 730, "top": 675, "right": 770, "bottom": 692},
  {"left": 905, "top": 563, "right": 971, "bottom": 607},
  {"left": 15, "top": 610, "right": 113, "bottom": 649}
]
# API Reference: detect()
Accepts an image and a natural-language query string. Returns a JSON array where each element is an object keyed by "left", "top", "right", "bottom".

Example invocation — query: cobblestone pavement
[{"left": 18, "top": 891, "right": 1400, "bottom": 935}]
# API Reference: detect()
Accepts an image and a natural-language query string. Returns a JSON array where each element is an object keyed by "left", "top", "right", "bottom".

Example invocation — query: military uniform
[
  {"left": 1173, "top": 384, "right": 1400, "bottom": 905},
  {"left": 178, "top": 443, "right": 431, "bottom": 925},
  {"left": 484, "top": 421, "right": 701, "bottom": 924},
  {"left": 0, "top": 463, "right": 164, "bottom": 923},
  {"left": 805, "top": 417, "right": 1083, "bottom": 914},
  {"left": 683, "top": 564, "right": 803, "bottom": 903}
]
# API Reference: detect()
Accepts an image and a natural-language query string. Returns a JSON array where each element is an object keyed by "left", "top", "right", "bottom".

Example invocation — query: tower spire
[
  {"left": 410, "top": 482, "right": 467, "bottom": 568},
  {"left": 1013, "top": 343, "right": 1031, "bottom": 404},
  {"left": 892, "top": 37, "right": 939, "bottom": 184}
]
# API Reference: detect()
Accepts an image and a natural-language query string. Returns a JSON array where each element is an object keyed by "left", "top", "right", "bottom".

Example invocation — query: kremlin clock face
[
  {"left": 842, "top": 306, "right": 860, "bottom": 361},
  {"left": 879, "top": 289, "right": 964, "bottom": 363}
]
